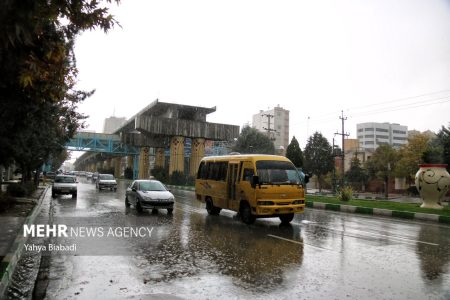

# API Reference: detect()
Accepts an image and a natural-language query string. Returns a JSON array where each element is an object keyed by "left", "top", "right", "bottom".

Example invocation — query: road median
[{"left": 307, "top": 195, "right": 450, "bottom": 224}]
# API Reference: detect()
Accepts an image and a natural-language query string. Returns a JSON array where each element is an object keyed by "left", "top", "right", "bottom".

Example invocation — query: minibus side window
[{"left": 243, "top": 168, "right": 254, "bottom": 182}]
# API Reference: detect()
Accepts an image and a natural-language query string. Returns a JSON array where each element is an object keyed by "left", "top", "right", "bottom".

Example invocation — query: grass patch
[
  {"left": 307, "top": 195, "right": 450, "bottom": 217},
  {"left": 439, "top": 215, "right": 450, "bottom": 224}
]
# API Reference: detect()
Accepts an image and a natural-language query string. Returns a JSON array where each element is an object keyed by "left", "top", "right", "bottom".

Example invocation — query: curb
[
  {"left": 306, "top": 200, "right": 450, "bottom": 224},
  {"left": 0, "top": 186, "right": 49, "bottom": 298}
]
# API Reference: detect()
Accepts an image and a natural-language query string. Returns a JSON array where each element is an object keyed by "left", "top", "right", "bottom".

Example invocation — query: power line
[
  {"left": 292, "top": 92, "right": 450, "bottom": 126},
  {"left": 348, "top": 89, "right": 450, "bottom": 111}
]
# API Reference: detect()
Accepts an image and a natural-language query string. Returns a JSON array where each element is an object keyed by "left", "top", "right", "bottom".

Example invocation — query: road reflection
[
  {"left": 416, "top": 225, "right": 450, "bottom": 282},
  {"left": 201, "top": 215, "right": 304, "bottom": 291},
  {"left": 130, "top": 205, "right": 304, "bottom": 292}
]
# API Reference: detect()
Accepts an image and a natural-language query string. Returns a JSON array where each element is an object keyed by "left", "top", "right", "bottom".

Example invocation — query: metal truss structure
[{"left": 66, "top": 132, "right": 139, "bottom": 155}]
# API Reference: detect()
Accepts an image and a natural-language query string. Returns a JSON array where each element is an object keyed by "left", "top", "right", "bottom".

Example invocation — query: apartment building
[
  {"left": 252, "top": 105, "right": 289, "bottom": 152},
  {"left": 357, "top": 122, "right": 408, "bottom": 150}
]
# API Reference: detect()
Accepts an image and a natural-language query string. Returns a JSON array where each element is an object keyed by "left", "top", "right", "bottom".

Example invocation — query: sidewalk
[{"left": 0, "top": 185, "right": 49, "bottom": 298}]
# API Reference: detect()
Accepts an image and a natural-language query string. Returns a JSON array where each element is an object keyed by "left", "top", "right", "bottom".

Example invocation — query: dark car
[
  {"left": 91, "top": 172, "right": 99, "bottom": 183},
  {"left": 125, "top": 180, "right": 174, "bottom": 213},
  {"left": 46, "top": 171, "right": 57, "bottom": 181}
]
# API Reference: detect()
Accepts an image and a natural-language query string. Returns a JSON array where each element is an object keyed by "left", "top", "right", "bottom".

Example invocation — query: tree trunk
[{"left": 384, "top": 175, "right": 389, "bottom": 199}]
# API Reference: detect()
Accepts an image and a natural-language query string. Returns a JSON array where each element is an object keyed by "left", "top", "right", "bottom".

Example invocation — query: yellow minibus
[{"left": 195, "top": 154, "right": 306, "bottom": 224}]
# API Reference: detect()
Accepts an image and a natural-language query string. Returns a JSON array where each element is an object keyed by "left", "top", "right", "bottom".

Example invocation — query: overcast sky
[{"left": 74, "top": 0, "right": 450, "bottom": 150}]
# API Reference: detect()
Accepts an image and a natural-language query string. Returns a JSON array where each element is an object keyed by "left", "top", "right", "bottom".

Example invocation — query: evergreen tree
[
  {"left": 303, "top": 132, "right": 334, "bottom": 191},
  {"left": 346, "top": 156, "right": 368, "bottom": 191},
  {"left": 233, "top": 126, "right": 275, "bottom": 154},
  {"left": 436, "top": 125, "right": 450, "bottom": 168},
  {"left": 286, "top": 136, "right": 303, "bottom": 167}
]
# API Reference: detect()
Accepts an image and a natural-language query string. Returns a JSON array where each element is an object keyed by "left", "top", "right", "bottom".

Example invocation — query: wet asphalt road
[{"left": 37, "top": 179, "right": 450, "bottom": 299}]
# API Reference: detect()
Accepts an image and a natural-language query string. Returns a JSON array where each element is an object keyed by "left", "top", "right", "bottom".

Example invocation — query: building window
[
  {"left": 365, "top": 135, "right": 374, "bottom": 138},
  {"left": 365, "top": 128, "right": 374, "bottom": 131},
  {"left": 393, "top": 136, "right": 407, "bottom": 141},
  {"left": 393, "top": 130, "right": 406, "bottom": 134},
  {"left": 358, "top": 129, "right": 363, "bottom": 132},
  {"left": 376, "top": 135, "right": 389, "bottom": 139},
  {"left": 365, "top": 141, "right": 374, "bottom": 145},
  {"left": 376, "top": 128, "right": 388, "bottom": 132}
]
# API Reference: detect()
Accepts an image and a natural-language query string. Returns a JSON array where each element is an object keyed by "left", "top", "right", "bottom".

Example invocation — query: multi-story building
[
  {"left": 103, "top": 116, "right": 127, "bottom": 134},
  {"left": 252, "top": 105, "right": 289, "bottom": 153},
  {"left": 357, "top": 122, "right": 408, "bottom": 150}
]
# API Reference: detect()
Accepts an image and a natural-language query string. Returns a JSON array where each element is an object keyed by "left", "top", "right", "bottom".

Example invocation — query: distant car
[
  {"left": 46, "top": 171, "right": 57, "bottom": 181},
  {"left": 125, "top": 180, "right": 174, "bottom": 214},
  {"left": 52, "top": 175, "right": 77, "bottom": 198},
  {"left": 86, "top": 172, "right": 93, "bottom": 179},
  {"left": 91, "top": 172, "right": 99, "bottom": 183},
  {"left": 96, "top": 174, "right": 117, "bottom": 191}
]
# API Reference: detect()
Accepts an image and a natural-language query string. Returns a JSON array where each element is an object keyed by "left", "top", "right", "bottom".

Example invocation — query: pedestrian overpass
[{"left": 66, "top": 132, "right": 139, "bottom": 155}]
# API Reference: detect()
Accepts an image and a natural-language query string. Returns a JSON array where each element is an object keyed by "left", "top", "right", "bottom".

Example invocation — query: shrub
[
  {"left": 169, "top": 171, "right": 186, "bottom": 186},
  {"left": 0, "top": 192, "right": 13, "bottom": 211},
  {"left": 185, "top": 176, "right": 195, "bottom": 186},
  {"left": 152, "top": 166, "right": 169, "bottom": 183},
  {"left": 7, "top": 183, "right": 27, "bottom": 197},
  {"left": 124, "top": 167, "right": 134, "bottom": 180},
  {"left": 338, "top": 186, "right": 353, "bottom": 202},
  {"left": 406, "top": 186, "right": 419, "bottom": 196},
  {"left": 6, "top": 182, "right": 36, "bottom": 197}
]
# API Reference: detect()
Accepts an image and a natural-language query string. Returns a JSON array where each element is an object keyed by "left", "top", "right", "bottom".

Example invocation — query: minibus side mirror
[
  {"left": 304, "top": 174, "right": 310, "bottom": 184},
  {"left": 251, "top": 175, "right": 259, "bottom": 188}
]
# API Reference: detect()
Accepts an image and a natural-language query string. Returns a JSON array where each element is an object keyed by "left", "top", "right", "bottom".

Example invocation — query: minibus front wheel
[
  {"left": 240, "top": 202, "right": 256, "bottom": 225},
  {"left": 279, "top": 213, "right": 294, "bottom": 224}
]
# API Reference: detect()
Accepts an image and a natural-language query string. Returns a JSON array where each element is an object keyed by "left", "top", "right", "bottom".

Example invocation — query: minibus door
[{"left": 227, "top": 163, "right": 239, "bottom": 210}]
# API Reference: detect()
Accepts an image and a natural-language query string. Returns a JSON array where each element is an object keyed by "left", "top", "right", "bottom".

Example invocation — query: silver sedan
[{"left": 125, "top": 180, "right": 175, "bottom": 214}]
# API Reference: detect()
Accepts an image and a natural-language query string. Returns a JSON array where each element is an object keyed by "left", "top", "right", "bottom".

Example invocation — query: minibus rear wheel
[{"left": 206, "top": 197, "right": 221, "bottom": 215}]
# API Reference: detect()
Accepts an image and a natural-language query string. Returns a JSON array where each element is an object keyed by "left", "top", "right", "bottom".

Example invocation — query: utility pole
[
  {"left": 335, "top": 110, "right": 349, "bottom": 188},
  {"left": 262, "top": 113, "right": 276, "bottom": 141}
]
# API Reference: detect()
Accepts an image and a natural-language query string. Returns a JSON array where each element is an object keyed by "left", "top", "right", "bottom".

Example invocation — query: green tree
[
  {"left": 345, "top": 156, "right": 368, "bottom": 191},
  {"left": 394, "top": 133, "right": 433, "bottom": 184},
  {"left": 365, "top": 144, "right": 398, "bottom": 198},
  {"left": 0, "top": 0, "right": 119, "bottom": 183},
  {"left": 286, "top": 136, "right": 303, "bottom": 167},
  {"left": 233, "top": 126, "right": 275, "bottom": 154},
  {"left": 303, "top": 132, "right": 334, "bottom": 191},
  {"left": 436, "top": 125, "right": 450, "bottom": 168}
]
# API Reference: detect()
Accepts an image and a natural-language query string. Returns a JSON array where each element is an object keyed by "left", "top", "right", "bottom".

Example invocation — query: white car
[
  {"left": 52, "top": 175, "right": 77, "bottom": 198},
  {"left": 96, "top": 174, "right": 117, "bottom": 191}
]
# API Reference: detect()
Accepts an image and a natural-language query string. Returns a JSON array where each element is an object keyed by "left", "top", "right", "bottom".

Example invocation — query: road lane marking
[
  {"left": 300, "top": 222, "right": 439, "bottom": 246},
  {"left": 267, "top": 234, "right": 338, "bottom": 252}
]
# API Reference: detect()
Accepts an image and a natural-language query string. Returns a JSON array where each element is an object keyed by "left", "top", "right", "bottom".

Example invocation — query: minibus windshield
[{"left": 256, "top": 160, "right": 302, "bottom": 185}]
